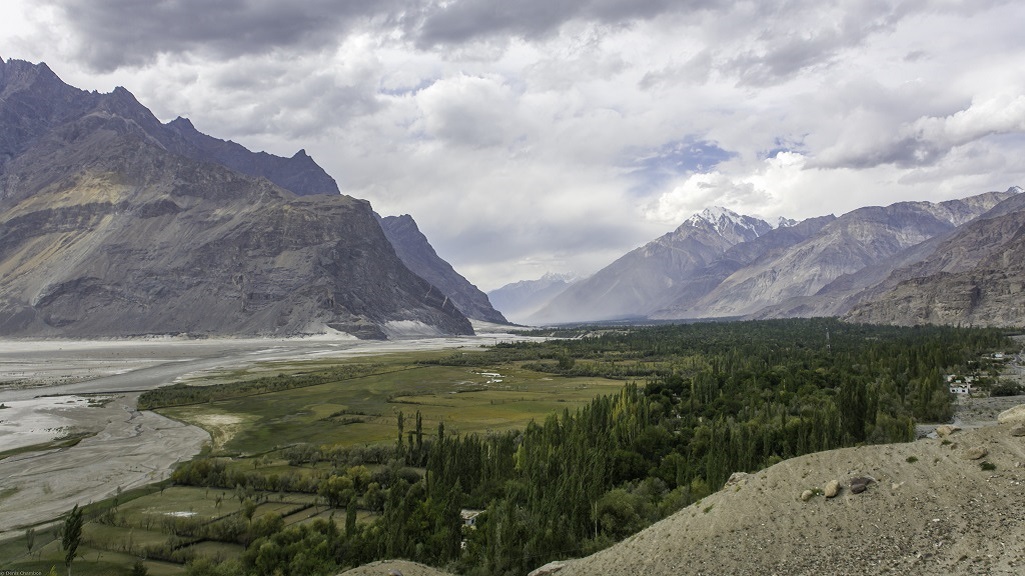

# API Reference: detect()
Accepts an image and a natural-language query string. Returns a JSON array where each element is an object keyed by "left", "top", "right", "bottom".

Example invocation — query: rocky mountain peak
[
  {"left": 0, "top": 60, "right": 474, "bottom": 339},
  {"left": 681, "top": 206, "right": 772, "bottom": 243},
  {"left": 168, "top": 116, "right": 196, "bottom": 131},
  {"left": 539, "top": 271, "right": 579, "bottom": 283},
  {"left": 378, "top": 213, "right": 508, "bottom": 325},
  {"left": 0, "top": 58, "right": 70, "bottom": 101}
]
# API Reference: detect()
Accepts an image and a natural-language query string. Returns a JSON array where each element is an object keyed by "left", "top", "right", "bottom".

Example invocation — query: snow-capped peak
[
  {"left": 539, "top": 271, "right": 579, "bottom": 284},
  {"left": 1009, "top": 185, "right": 1023, "bottom": 194},
  {"left": 684, "top": 206, "right": 772, "bottom": 239},
  {"left": 774, "top": 216, "right": 798, "bottom": 228}
]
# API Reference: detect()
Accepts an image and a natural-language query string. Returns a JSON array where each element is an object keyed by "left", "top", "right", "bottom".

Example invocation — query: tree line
[{"left": 170, "top": 319, "right": 1013, "bottom": 576}]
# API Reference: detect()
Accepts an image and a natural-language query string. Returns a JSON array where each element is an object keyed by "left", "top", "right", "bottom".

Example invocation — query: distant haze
[{"left": 4, "top": 1, "right": 1025, "bottom": 290}]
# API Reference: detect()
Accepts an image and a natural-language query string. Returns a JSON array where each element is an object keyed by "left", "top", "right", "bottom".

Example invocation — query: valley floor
[{"left": 0, "top": 333, "right": 526, "bottom": 538}]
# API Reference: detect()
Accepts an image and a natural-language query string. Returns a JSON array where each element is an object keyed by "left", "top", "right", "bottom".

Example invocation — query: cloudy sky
[{"left": 3, "top": 1, "right": 1025, "bottom": 290}]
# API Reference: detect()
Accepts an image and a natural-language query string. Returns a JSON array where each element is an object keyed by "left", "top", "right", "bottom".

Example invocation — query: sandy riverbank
[{"left": 0, "top": 393, "right": 209, "bottom": 535}]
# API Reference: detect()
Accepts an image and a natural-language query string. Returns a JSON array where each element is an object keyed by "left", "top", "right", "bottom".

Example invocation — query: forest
[{"left": 20, "top": 319, "right": 1017, "bottom": 576}]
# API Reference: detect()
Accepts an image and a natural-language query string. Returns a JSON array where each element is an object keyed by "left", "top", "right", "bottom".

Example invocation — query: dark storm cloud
[
  {"left": 48, "top": 0, "right": 404, "bottom": 70},
  {"left": 414, "top": 0, "right": 708, "bottom": 46}
]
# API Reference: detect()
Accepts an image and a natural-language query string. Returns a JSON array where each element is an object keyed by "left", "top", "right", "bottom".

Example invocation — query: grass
[
  {"left": 3, "top": 348, "right": 630, "bottom": 575},
  {"left": 115, "top": 486, "right": 244, "bottom": 526},
  {"left": 5, "top": 539, "right": 169, "bottom": 576},
  {"left": 159, "top": 355, "right": 625, "bottom": 454}
]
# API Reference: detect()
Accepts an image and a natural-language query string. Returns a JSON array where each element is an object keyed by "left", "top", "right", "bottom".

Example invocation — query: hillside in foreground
[{"left": 348, "top": 399, "right": 1025, "bottom": 576}]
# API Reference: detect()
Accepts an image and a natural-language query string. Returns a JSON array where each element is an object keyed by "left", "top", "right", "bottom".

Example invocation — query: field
[
  {"left": 157, "top": 350, "right": 625, "bottom": 455},
  {"left": 1, "top": 347, "right": 626, "bottom": 575},
  {"left": 10, "top": 321, "right": 1010, "bottom": 576}
]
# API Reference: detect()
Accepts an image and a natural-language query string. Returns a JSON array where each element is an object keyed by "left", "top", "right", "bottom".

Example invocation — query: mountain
[
  {"left": 663, "top": 193, "right": 1014, "bottom": 320},
  {"left": 525, "top": 190, "right": 1019, "bottom": 326},
  {"left": 648, "top": 214, "right": 837, "bottom": 319},
  {"left": 378, "top": 214, "right": 508, "bottom": 324},
  {"left": 0, "top": 60, "right": 338, "bottom": 198},
  {"left": 0, "top": 58, "right": 472, "bottom": 338},
  {"left": 487, "top": 272, "right": 579, "bottom": 324},
  {"left": 527, "top": 208, "right": 773, "bottom": 324},
  {"left": 844, "top": 191, "right": 1025, "bottom": 326},
  {"left": 164, "top": 117, "right": 341, "bottom": 197}
]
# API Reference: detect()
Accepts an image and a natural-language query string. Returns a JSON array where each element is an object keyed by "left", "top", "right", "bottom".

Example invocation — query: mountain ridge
[
  {"left": 0, "top": 58, "right": 473, "bottom": 339},
  {"left": 526, "top": 207, "right": 773, "bottom": 324},
  {"left": 525, "top": 189, "right": 1022, "bottom": 326},
  {"left": 378, "top": 214, "right": 508, "bottom": 324}
]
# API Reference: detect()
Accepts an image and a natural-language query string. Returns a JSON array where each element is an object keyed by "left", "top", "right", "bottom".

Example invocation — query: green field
[
  {"left": 157, "top": 351, "right": 625, "bottom": 455},
  {"left": 1, "top": 348, "right": 627, "bottom": 575}
]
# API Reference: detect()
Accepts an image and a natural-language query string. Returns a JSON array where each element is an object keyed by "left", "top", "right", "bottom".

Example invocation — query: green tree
[
  {"left": 130, "top": 559, "right": 149, "bottom": 576},
  {"left": 61, "top": 504, "right": 83, "bottom": 576},
  {"left": 319, "top": 475, "right": 354, "bottom": 507},
  {"left": 346, "top": 497, "right": 358, "bottom": 537}
]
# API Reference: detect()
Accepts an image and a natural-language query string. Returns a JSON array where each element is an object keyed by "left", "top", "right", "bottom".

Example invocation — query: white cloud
[
  {"left": 906, "top": 92, "right": 1025, "bottom": 151},
  {"left": 414, "top": 74, "right": 523, "bottom": 148},
  {"left": 3, "top": 0, "right": 1025, "bottom": 291}
]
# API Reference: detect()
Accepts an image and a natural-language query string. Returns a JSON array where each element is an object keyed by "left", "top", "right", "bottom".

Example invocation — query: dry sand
[{"left": 0, "top": 393, "right": 209, "bottom": 535}]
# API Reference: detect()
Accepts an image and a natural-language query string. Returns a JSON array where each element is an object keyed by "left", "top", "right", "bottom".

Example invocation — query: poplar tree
[{"left": 61, "top": 504, "right": 83, "bottom": 576}]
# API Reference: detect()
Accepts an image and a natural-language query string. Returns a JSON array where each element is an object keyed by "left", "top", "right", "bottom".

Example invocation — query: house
[
  {"left": 461, "top": 509, "right": 483, "bottom": 528},
  {"left": 949, "top": 382, "right": 973, "bottom": 395}
]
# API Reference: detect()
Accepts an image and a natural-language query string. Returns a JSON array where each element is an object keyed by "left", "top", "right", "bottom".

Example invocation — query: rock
[
  {"left": 849, "top": 477, "right": 873, "bottom": 494},
  {"left": 1010, "top": 424, "right": 1025, "bottom": 437},
  {"left": 529, "top": 561, "right": 567, "bottom": 576},
  {"left": 936, "top": 424, "right": 961, "bottom": 437},
  {"left": 824, "top": 480, "right": 840, "bottom": 498},
  {"left": 0, "top": 60, "right": 476, "bottom": 340},
  {"left": 380, "top": 214, "right": 509, "bottom": 323},
  {"left": 800, "top": 489, "right": 815, "bottom": 502},
  {"left": 726, "top": 472, "right": 750, "bottom": 487},
  {"left": 998, "top": 405, "right": 1025, "bottom": 425},
  {"left": 962, "top": 446, "right": 989, "bottom": 460}
]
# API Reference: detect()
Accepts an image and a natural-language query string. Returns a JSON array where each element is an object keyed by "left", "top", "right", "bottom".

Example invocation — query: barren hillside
[
  {"left": 553, "top": 403, "right": 1025, "bottom": 576},
  {"left": 344, "top": 398, "right": 1025, "bottom": 576}
]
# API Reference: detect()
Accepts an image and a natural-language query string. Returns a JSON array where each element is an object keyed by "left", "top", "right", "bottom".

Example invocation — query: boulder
[
  {"left": 998, "top": 404, "right": 1025, "bottom": 425},
  {"left": 726, "top": 471, "right": 750, "bottom": 487},
  {"left": 1010, "top": 424, "right": 1025, "bottom": 437},
  {"left": 824, "top": 480, "right": 840, "bottom": 498},
  {"left": 849, "top": 477, "right": 873, "bottom": 494},
  {"left": 962, "top": 446, "right": 989, "bottom": 460},
  {"left": 529, "top": 561, "right": 567, "bottom": 576},
  {"left": 936, "top": 424, "right": 961, "bottom": 437},
  {"left": 800, "top": 489, "right": 815, "bottom": 502}
]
